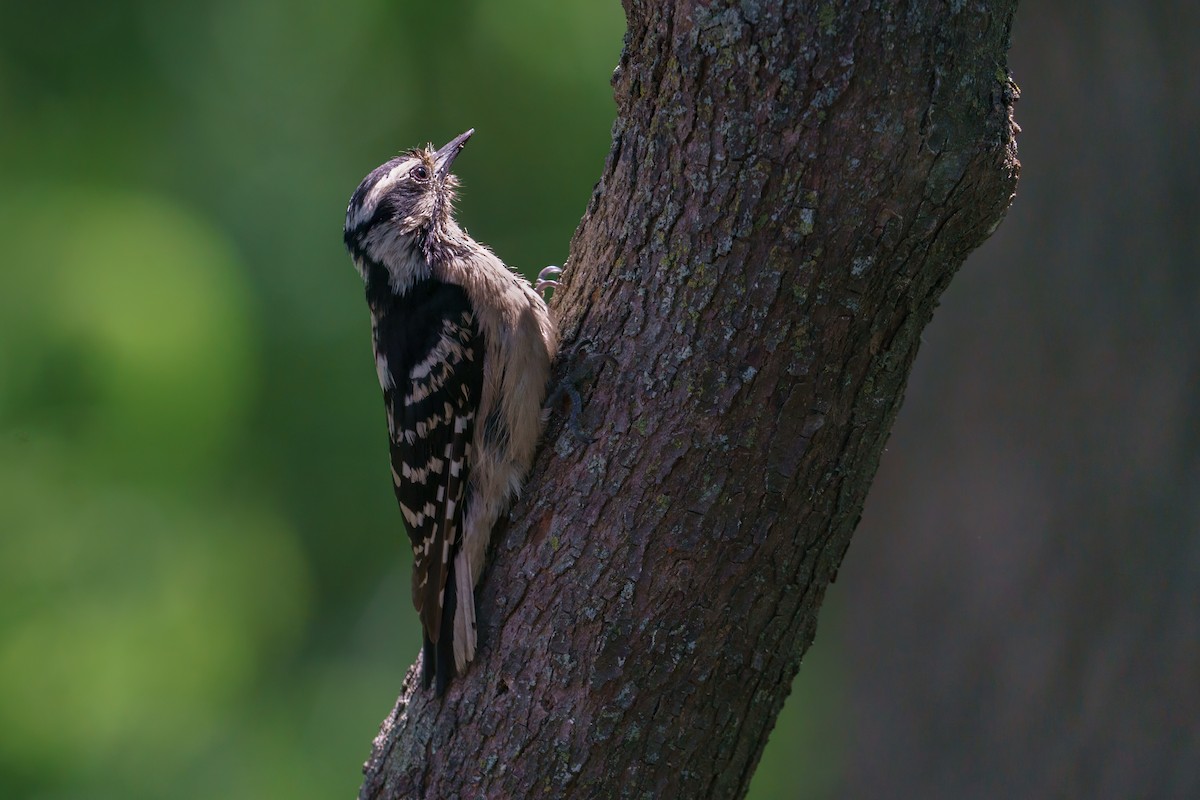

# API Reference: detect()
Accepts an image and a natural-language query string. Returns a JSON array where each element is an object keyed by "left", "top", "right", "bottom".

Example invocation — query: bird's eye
[{"left": 412, "top": 165, "right": 430, "bottom": 182}]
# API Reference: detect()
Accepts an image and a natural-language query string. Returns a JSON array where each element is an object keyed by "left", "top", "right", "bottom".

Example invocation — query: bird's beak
[{"left": 434, "top": 129, "right": 474, "bottom": 178}]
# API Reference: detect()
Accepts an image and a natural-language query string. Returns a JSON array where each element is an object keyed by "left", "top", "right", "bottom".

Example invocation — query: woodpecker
[{"left": 343, "top": 129, "right": 558, "bottom": 694}]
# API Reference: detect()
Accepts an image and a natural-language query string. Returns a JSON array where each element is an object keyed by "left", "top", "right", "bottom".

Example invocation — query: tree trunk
[{"left": 360, "top": 1, "right": 1019, "bottom": 798}]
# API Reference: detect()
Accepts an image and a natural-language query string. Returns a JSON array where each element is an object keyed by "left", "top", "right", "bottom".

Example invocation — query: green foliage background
[{"left": 0, "top": 2, "right": 842, "bottom": 797}]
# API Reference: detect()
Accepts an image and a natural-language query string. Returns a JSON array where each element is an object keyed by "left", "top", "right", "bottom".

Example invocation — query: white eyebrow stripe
[{"left": 358, "top": 162, "right": 413, "bottom": 225}]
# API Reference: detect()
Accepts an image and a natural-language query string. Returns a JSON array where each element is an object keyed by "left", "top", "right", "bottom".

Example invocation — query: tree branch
[{"left": 360, "top": 1, "right": 1019, "bottom": 797}]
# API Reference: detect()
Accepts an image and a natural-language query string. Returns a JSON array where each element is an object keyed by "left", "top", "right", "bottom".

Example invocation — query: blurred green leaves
[
  {"left": 0, "top": 457, "right": 307, "bottom": 781},
  {"left": 473, "top": 0, "right": 624, "bottom": 88},
  {"left": 0, "top": 185, "right": 307, "bottom": 792},
  {"left": 0, "top": 188, "right": 254, "bottom": 479}
]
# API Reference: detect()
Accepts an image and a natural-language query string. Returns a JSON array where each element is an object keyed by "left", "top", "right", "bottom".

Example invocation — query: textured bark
[{"left": 360, "top": 1, "right": 1019, "bottom": 798}]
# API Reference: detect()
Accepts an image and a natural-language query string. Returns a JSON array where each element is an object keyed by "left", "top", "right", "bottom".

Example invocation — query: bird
[{"left": 343, "top": 129, "right": 558, "bottom": 694}]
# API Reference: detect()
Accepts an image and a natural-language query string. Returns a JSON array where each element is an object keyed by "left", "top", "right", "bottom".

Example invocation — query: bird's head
[{"left": 344, "top": 129, "right": 474, "bottom": 272}]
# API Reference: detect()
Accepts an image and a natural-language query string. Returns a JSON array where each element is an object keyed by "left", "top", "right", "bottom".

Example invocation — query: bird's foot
[
  {"left": 547, "top": 380, "right": 593, "bottom": 443},
  {"left": 535, "top": 265, "right": 562, "bottom": 300},
  {"left": 546, "top": 345, "right": 616, "bottom": 445}
]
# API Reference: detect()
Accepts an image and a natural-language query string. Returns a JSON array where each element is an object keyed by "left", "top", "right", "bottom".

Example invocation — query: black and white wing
[{"left": 372, "top": 279, "right": 484, "bottom": 694}]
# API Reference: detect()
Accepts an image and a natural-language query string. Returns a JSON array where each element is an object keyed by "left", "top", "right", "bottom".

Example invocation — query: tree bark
[{"left": 360, "top": 1, "right": 1019, "bottom": 798}]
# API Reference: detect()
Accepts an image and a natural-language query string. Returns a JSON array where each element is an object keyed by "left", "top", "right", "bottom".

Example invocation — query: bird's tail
[
  {"left": 421, "top": 559, "right": 459, "bottom": 696},
  {"left": 452, "top": 549, "right": 477, "bottom": 672}
]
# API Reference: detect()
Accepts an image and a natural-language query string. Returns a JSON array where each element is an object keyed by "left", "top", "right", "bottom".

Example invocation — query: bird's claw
[
  {"left": 535, "top": 265, "right": 563, "bottom": 299},
  {"left": 546, "top": 345, "right": 615, "bottom": 445},
  {"left": 547, "top": 381, "right": 596, "bottom": 444}
]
